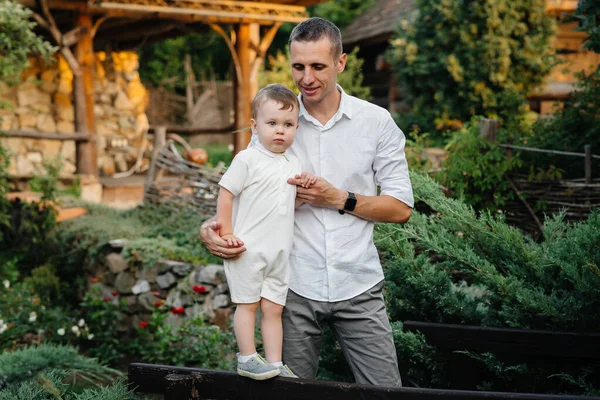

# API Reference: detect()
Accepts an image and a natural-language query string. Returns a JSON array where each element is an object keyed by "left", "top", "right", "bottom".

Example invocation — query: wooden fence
[{"left": 479, "top": 119, "right": 599, "bottom": 236}]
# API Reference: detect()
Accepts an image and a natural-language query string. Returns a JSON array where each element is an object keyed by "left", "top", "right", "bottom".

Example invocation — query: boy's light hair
[
  {"left": 252, "top": 84, "right": 299, "bottom": 120},
  {"left": 288, "top": 17, "right": 343, "bottom": 60}
]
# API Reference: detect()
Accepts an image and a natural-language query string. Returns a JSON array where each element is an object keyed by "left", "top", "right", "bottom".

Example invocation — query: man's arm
[{"left": 289, "top": 177, "right": 411, "bottom": 223}]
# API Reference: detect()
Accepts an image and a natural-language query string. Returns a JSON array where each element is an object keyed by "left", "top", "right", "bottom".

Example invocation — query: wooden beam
[
  {"left": 129, "top": 363, "right": 600, "bottom": 400},
  {"left": 74, "top": 12, "right": 98, "bottom": 176},
  {"left": 61, "top": 25, "right": 87, "bottom": 47},
  {"left": 234, "top": 23, "right": 252, "bottom": 155},
  {"left": 4, "top": 130, "right": 89, "bottom": 141},
  {"left": 88, "top": 1, "right": 307, "bottom": 24},
  {"left": 210, "top": 24, "right": 242, "bottom": 84}
]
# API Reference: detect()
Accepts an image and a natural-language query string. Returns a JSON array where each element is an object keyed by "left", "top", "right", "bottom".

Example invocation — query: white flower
[
  {"left": 0, "top": 320, "right": 7, "bottom": 334},
  {"left": 2, "top": 280, "right": 9, "bottom": 289},
  {"left": 71, "top": 326, "right": 80, "bottom": 336},
  {"left": 57, "top": 328, "right": 65, "bottom": 336},
  {"left": 29, "top": 312, "right": 37, "bottom": 322},
  {"left": 78, "top": 319, "right": 85, "bottom": 327},
  {"left": 87, "top": 334, "right": 94, "bottom": 340}
]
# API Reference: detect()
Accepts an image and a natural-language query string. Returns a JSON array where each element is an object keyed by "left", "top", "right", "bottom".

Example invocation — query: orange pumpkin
[{"left": 185, "top": 148, "right": 208, "bottom": 165}]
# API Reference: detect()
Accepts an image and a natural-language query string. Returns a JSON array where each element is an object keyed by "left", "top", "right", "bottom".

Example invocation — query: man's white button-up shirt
[{"left": 250, "top": 86, "right": 413, "bottom": 302}]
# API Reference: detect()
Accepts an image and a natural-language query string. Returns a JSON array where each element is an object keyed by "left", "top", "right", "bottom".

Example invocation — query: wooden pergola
[{"left": 17, "top": 0, "right": 327, "bottom": 175}]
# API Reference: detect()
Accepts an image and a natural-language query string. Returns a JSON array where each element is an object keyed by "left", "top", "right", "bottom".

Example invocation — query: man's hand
[
  {"left": 288, "top": 175, "right": 346, "bottom": 209},
  {"left": 200, "top": 217, "right": 246, "bottom": 259}
]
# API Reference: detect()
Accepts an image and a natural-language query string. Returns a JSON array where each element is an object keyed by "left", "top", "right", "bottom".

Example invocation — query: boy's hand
[
  {"left": 297, "top": 172, "right": 318, "bottom": 188},
  {"left": 221, "top": 233, "right": 243, "bottom": 248}
]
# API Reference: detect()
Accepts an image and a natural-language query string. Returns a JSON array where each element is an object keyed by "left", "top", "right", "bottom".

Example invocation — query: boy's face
[
  {"left": 251, "top": 99, "right": 299, "bottom": 153},
  {"left": 290, "top": 37, "right": 346, "bottom": 108}
]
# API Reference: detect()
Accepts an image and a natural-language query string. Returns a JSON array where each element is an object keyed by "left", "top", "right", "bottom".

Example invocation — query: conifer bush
[{"left": 373, "top": 172, "right": 600, "bottom": 393}]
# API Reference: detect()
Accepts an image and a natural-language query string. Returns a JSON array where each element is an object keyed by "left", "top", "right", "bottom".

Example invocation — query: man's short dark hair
[
  {"left": 252, "top": 84, "right": 299, "bottom": 120},
  {"left": 288, "top": 17, "right": 343, "bottom": 60}
]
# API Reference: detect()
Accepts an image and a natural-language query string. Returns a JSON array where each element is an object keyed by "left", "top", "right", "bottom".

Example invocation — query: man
[{"left": 200, "top": 17, "right": 413, "bottom": 387}]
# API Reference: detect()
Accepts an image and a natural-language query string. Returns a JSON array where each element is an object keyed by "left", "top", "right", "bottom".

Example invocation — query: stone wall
[
  {"left": 0, "top": 51, "right": 149, "bottom": 177},
  {"left": 90, "top": 239, "right": 233, "bottom": 332}
]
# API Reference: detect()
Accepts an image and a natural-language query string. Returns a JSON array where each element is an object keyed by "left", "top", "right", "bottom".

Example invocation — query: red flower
[
  {"left": 171, "top": 306, "right": 185, "bottom": 314},
  {"left": 153, "top": 300, "right": 164, "bottom": 307},
  {"left": 89, "top": 277, "right": 99, "bottom": 283},
  {"left": 192, "top": 285, "right": 206, "bottom": 294},
  {"left": 139, "top": 321, "right": 149, "bottom": 328},
  {"left": 152, "top": 291, "right": 160, "bottom": 297},
  {"left": 111, "top": 290, "right": 119, "bottom": 296},
  {"left": 103, "top": 297, "right": 111, "bottom": 302}
]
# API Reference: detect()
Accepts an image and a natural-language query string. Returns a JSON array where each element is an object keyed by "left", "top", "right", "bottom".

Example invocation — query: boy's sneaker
[
  {"left": 277, "top": 364, "right": 298, "bottom": 378},
  {"left": 237, "top": 354, "right": 280, "bottom": 380}
]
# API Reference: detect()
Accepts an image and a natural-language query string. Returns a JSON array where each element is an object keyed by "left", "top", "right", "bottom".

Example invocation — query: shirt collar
[
  {"left": 298, "top": 84, "right": 353, "bottom": 123},
  {"left": 254, "top": 140, "right": 288, "bottom": 159}
]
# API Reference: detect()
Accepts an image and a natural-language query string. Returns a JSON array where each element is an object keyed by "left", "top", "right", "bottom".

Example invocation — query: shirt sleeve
[
  {"left": 219, "top": 152, "right": 250, "bottom": 196},
  {"left": 373, "top": 112, "right": 414, "bottom": 208}
]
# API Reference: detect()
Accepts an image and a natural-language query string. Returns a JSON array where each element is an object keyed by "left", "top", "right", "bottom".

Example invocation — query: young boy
[{"left": 216, "top": 84, "right": 315, "bottom": 380}]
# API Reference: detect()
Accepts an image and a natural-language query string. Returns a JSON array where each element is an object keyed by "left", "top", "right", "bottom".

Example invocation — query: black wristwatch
[{"left": 339, "top": 192, "right": 357, "bottom": 215}]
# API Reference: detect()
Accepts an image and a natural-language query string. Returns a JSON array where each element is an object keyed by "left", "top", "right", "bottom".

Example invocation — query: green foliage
[
  {"left": 260, "top": 47, "right": 371, "bottom": 100},
  {"left": 392, "top": 322, "right": 448, "bottom": 388},
  {"left": 308, "top": 0, "right": 376, "bottom": 29},
  {"left": 0, "top": 343, "right": 119, "bottom": 389},
  {"left": 138, "top": 33, "right": 231, "bottom": 88},
  {"left": 0, "top": 0, "right": 56, "bottom": 85},
  {"left": 0, "top": 135, "right": 9, "bottom": 242},
  {"left": 573, "top": 0, "right": 600, "bottom": 54},
  {"left": 23, "top": 265, "right": 61, "bottom": 304},
  {"left": 78, "top": 289, "right": 126, "bottom": 366},
  {"left": 0, "top": 344, "right": 133, "bottom": 400},
  {"left": 440, "top": 118, "right": 522, "bottom": 210},
  {"left": 364, "top": 172, "right": 600, "bottom": 393},
  {"left": 28, "top": 157, "right": 62, "bottom": 203},
  {"left": 204, "top": 143, "right": 233, "bottom": 167},
  {"left": 128, "top": 308, "right": 236, "bottom": 369},
  {"left": 519, "top": 70, "right": 600, "bottom": 179},
  {"left": 388, "top": 0, "right": 556, "bottom": 133}
]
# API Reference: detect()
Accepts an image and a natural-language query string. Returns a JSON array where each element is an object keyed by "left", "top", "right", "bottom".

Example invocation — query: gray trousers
[{"left": 282, "top": 281, "right": 402, "bottom": 387}]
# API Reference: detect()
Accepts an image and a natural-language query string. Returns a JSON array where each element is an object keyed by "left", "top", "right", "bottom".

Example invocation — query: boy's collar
[{"left": 254, "top": 140, "right": 288, "bottom": 158}]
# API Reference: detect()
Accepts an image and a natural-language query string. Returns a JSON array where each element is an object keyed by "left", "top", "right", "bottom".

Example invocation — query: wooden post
[
  {"left": 74, "top": 12, "right": 98, "bottom": 176},
  {"left": 479, "top": 118, "right": 498, "bottom": 143},
  {"left": 144, "top": 126, "right": 167, "bottom": 200},
  {"left": 184, "top": 54, "right": 195, "bottom": 125},
  {"left": 234, "top": 23, "right": 252, "bottom": 155},
  {"left": 584, "top": 144, "right": 592, "bottom": 184}
]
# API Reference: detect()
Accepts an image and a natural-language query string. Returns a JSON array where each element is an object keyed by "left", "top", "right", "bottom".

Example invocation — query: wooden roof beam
[{"left": 88, "top": 0, "right": 308, "bottom": 24}]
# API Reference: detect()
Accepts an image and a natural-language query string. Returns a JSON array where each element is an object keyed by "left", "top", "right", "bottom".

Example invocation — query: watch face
[{"left": 345, "top": 192, "right": 357, "bottom": 211}]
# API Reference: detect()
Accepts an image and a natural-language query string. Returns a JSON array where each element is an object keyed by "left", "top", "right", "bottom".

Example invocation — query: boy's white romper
[{"left": 218, "top": 143, "right": 302, "bottom": 306}]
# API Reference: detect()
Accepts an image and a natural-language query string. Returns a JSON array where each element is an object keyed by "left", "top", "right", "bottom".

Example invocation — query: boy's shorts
[{"left": 224, "top": 258, "right": 289, "bottom": 306}]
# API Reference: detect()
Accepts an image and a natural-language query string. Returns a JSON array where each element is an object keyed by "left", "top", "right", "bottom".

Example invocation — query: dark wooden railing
[{"left": 128, "top": 362, "right": 600, "bottom": 400}]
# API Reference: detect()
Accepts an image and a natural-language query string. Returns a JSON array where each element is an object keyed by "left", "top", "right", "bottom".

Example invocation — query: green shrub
[
  {"left": 439, "top": 118, "right": 523, "bottom": 210},
  {"left": 0, "top": 344, "right": 131, "bottom": 400},
  {"left": 127, "top": 308, "right": 236, "bottom": 369},
  {"left": 387, "top": 0, "right": 556, "bottom": 133}
]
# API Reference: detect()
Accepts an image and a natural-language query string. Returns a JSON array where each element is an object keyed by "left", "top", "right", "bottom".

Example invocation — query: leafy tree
[
  {"left": 515, "top": 0, "right": 600, "bottom": 178},
  {"left": 0, "top": 0, "right": 56, "bottom": 242},
  {"left": 573, "top": 0, "right": 600, "bottom": 55},
  {"left": 137, "top": 32, "right": 232, "bottom": 88},
  {"left": 308, "top": 0, "right": 376, "bottom": 30},
  {"left": 387, "top": 0, "right": 556, "bottom": 132},
  {"left": 260, "top": 47, "right": 371, "bottom": 100},
  {"left": 0, "top": 0, "right": 55, "bottom": 85}
]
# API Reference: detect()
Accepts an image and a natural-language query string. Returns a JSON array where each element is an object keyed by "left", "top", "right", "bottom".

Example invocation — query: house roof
[{"left": 342, "top": 0, "right": 414, "bottom": 47}]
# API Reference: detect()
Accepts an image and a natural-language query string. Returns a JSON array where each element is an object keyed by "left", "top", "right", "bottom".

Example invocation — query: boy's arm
[{"left": 216, "top": 187, "right": 235, "bottom": 237}]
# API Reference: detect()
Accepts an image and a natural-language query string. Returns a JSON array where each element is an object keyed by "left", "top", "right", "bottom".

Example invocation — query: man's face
[{"left": 290, "top": 37, "right": 346, "bottom": 108}]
